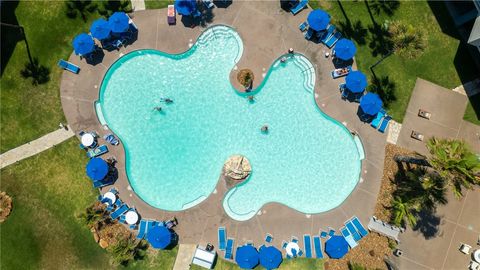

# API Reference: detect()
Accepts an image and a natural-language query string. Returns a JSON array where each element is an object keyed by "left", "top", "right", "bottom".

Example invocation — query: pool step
[
  {"left": 196, "top": 26, "right": 243, "bottom": 64},
  {"left": 292, "top": 56, "right": 315, "bottom": 93}
]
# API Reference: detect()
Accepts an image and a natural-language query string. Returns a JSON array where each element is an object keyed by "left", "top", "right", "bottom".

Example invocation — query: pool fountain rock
[{"left": 223, "top": 155, "right": 251, "bottom": 187}]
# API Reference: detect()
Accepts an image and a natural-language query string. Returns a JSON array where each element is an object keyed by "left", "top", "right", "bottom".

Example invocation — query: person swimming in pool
[
  {"left": 160, "top": 97, "right": 173, "bottom": 104},
  {"left": 153, "top": 106, "right": 162, "bottom": 111}
]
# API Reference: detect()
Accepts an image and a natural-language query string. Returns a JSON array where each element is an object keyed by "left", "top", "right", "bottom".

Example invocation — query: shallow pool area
[{"left": 97, "top": 25, "right": 363, "bottom": 219}]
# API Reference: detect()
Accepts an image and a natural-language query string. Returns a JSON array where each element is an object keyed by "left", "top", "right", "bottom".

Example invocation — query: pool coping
[{"left": 60, "top": 3, "right": 388, "bottom": 253}]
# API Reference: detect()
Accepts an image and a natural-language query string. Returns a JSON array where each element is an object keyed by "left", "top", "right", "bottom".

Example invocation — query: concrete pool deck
[{"left": 60, "top": 2, "right": 388, "bottom": 258}]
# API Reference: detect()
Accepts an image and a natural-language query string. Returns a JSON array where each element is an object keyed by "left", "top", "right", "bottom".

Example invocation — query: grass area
[
  {"left": 464, "top": 93, "right": 480, "bottom": 125},
  {"left": 190, "top": 258, "right": 324, "bottom": 270},
  {"left": 310, "top": 0, "right": 479, "bottom": 122},
  {"left": 0, "top": 1, "right": 98, "bottom": 153},
  {"left": 0, "top": 138, "right": 177, "bottom": 269},
  {"left": 145, "top": 0, "right": 173, "bottom": 10}
]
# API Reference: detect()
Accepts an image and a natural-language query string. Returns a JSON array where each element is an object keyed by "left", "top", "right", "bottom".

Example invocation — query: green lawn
[
  {"left": 0, "top": 138, "right": 178, "bottom": 269},
  {"left": 190, "top": 258, "right": 324, "bottom": 270},
  {"left": 145, "top": 0, "right": 173, "bottom": 10},
  {"left": 0, "top": 1, "right": 98, "bottom": 153},
  {"left": 311, "top": 0, "right": 479, "bottom": 122}
]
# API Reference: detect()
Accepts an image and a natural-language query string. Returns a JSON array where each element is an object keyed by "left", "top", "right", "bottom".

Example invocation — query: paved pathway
[
  {"left": 0, "top": 126, "right": 74, "bottom": 169},
  {"left": 173, "top": 244, "right": 197, "bottom": 270},
  {"left": 131, "top": 0, "right": 145, "bottom": 11}
]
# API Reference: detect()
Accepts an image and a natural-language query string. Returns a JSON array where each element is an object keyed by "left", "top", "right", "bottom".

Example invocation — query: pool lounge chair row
[
  {"left": 370, "top": 109, "right": 392, "bottom": 133},
  {"left": 341, "top": 216, "right": 369, "bottom": 248},
  {"left": 290, "top": 0, "right": 308, "bottom": 15},
  {"left": 218, "top": 227, "right": 235, "bottom": 259}
]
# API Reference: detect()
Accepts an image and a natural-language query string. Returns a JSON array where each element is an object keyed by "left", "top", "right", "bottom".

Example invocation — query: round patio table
[
  {"left": 125, "top": 211, "right": 139, "bottom": 225},
  {"left": 81, "top": 133, "right": 95, "bottom": 147},
  {"left": 103, "top": 192, "right": 116, "bottom": 204},
  {"left": 473, "top": 249, "right": 480, "bottom": 263},
  {"left": 285, "top": 242, "right": 299, "bottom": 257}
]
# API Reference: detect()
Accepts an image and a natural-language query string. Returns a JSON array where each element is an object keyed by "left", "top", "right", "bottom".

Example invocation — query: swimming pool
[{"left": 97, "top": 25, "right": 363, "bottom": 220}]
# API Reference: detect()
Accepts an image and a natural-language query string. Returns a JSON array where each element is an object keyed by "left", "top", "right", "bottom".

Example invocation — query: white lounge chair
[
  {"left": 469, "top": 261, "right": 480, "bottom": 270},
  {"left": 460, "top": 243, "right": 472, "bottom": 254}
]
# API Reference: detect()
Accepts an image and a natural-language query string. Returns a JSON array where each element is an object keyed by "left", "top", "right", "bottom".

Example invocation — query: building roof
[{"left": 468, "top": 16, "right": 480, "bottom": 46}]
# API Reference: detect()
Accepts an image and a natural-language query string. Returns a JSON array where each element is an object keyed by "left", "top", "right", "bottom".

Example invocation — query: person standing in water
[{"left": 153, "top": 106, "right": 162, "bottom": 111}]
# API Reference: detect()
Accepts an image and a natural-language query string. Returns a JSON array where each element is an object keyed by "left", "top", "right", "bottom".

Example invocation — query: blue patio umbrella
[
  {"left": 307, "top": 9, "right": 331, "bottom": 31},
  {"left": 86, "top": 158, "right": 109, "bottom": 181},
  {"left": 345, "top": 71, "right": 368, "bottom": 93},
  {"left": 90, "top": 18, "right": 111, "bottom": 40},
  {"left": 174, "top": 0, "right": 198, "bottom": 16},
  {"left": 360, "top": 92, "right": 383, "bottom": 116},
  {"left": 72, "top": 33, "right": 95, "bottom": 55},
  {"left": 235, "top": 245, "right": 259, "bottom": 269},
  {"left": 109, "top": 12, "right": 129, "bottom": 33},
  {"left": 259, "top": 246, "right": 283, "bottom": 269},
  {"left": 325, "top": 235, "right": 349, "bottom": 259},
  {"left": 334, "top": 38, "right": 357, "bottom": 61},
  {"left": 147, "top": 225, "right": 172, "bottom": 249}
]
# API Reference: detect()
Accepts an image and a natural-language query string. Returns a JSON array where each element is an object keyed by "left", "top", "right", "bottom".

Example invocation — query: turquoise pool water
[{"left": 97, "top": 25, "right": 363, "bottom": 220}]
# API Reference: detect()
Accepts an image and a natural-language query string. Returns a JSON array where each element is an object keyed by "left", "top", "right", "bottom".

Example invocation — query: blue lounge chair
[
  {"left": 115, "top": 198, "right": 123, "bottom": 207},
  {"left": 351, "top": 216, "right": 369, "bottom": 237},
  {"left": 341, "top": 89, "right": 350, "bottom": 100},
  {"left": 265, "top": 233, "right": 273, "bottom": 243},
  {"left": 292, "top": 236, "right": 298, "bottom": 243},
  {"left": 313, "top": 236, "right": 323, "bottom": 258},
  {"left": 328, "top": 228, "right": 335, "bottom": 237},
  {"left": 103, "top": 134, "right": 119, "bottom": 145},
  {"left": 325, "top": 32, "right": 342, "bottom": 48},
  {"left": 297, "top": 250, "right": 304, "bottom": 257},
  {"left": 320, "top": 231, "right": 328, "bottom": 238},
  {"left": 331, "top": 66, "right": 352, "bottom": 79},
  {"left": 137, "top": 220, "right": 148, "bottom": 239},
  {"left": 93, "top": 178, "right": 114, "bottom": 188},
  {"left": 320, "top": 25, "right": 336, "bottom": 44},
  {"left": 290, "top": 0, "right": 308, "bottom": 15},
  {"left": 305, "top": 28, "right": 314, "bottom": 40},
  {"left": 87, "top": 145, "right": 108, "bottom": 158},
  {"left": 341, "top": 227, "right": 358, "bottom": 248},
  {"left": 110, "top": 204, "right": 129, "bottom": 220},
  {"left": 58, "top": 59, "right": 80, "bottom": 74},
  {"left": 282, "top": 241, "right": 288, "bottom": 249},
  {"left": 225, "top": 238, "right": 234, "bottom": 259},
  {"left": 304, "top": 234, "right": 312, "bottom": 258},
  {"left": 119, "top": 214, "right": 127, "bottom": 224},
  {"left": 218, "top": 227, "right": 226, "bottom": 250},
  {"left": 202, "top": 0, "right": 214, "bottom": 9},
  {"left": 109, "top": 187, "right": 118, "bottom": 194},
  {"left": 345, "top": 221, "right": 362, "bottom": 242},
  {"left": 378, "top": 116, "right": 392, "bottom": 133},
  {"left": 299, "top": 21, "right": 308, "bottom": 32},
  {"left": 106, "top": 203, "right": 114, "bottom": 212},
  {"left": 371, "top": 110, "right": 386, "bottom": 129}
]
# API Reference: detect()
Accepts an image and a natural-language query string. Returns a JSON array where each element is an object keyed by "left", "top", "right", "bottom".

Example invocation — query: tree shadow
[
  {"left": 332, "top": 58, "right": 354, "bottom": 69},
  {"left": 367, "top": 24, "right": 392, "bottom": 57},
  {"left": 466, "top": 93, "right": 480, "bottom": 121},
  {"left": 337, "top": 20, "right": 368, "bottom": 46},
  {"left": 367, "top": 75, "right": 396, "bottom": 108},
  {"left": 20, "top": 57, "right": 50, "bottom": 85},
  {"left": 1, "top": 0, "right": 21, "bottom": 76},
  {"left": 198, "top": 5, "right": 215, "bottom": 27},
  {"left": 369, "top": 0, "right": 400, "bottom": 16},
  {"left": 412, "top": 210, "right": 442, "bottom": 239},
  {"left": 98, "top": 0, "right": 132, "bottom": 17}
]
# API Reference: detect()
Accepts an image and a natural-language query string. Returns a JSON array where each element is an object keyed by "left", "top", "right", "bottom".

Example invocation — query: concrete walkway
[
  {"left": 0, "top": 127, "right": 74, "bottom": 169},
  {"left": 131, "top": 0, "right": 145, "bottom": 11},
  {"left": 173, "top": 244, "right": 196, "bottom": 270}
]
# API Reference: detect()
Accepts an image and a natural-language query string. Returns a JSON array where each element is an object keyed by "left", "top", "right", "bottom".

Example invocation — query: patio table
[
  {"left": 81, "top": 133, "right": 95, "bottom": 147},
  {"left": 474, "top": 249, "right": 480, "bottom": 263},
  {"left": 125, "top": 211, "right": 139, "bottom": 225},
  {"left": 103, "top": 192, "right": 116, "bottom": 204}
]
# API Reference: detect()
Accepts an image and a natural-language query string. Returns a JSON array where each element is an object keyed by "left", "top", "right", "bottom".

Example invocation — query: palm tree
[
  {"left": 109, "top": 236, "right": 146, "bottom": 266},
  {"left": 394, "top": 138, "right": 479, "bottom": 199},
  {"left": 65, "top": 0, "right": 97, "bottom": 22},
  {"left": 391, "top": 196, "right": 418, "bottom": 227},
  {"left": 426, "top": 137, "right": 480, "bottom": 198},
  {"left": 78, "top": 205, "right": 106, "bottom": 229},
  {"left": 387, "top": 21, "right": 427, "bottom": 59}
]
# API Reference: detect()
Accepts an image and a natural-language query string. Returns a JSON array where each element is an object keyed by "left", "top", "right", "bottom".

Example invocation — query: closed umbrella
[
  {"left": 345, "top": 71, "right": 368, "bottom": 93},
  {"left": 235, "top": 245, "right": 259, "bottom": 269},
  {"left": 360, "top": 92, "right": 383, "bottom": 116},
  {"left": 325, "top": 235, "right": 349, "bottom": 259},
  {"left": 307, "top": 9, "right": 331, "bottom": 31},
  {"left": 147, "top": 225, "right": 172, "bottom": 249},
  {"left": 90, "top": 18, "right": 111, "bottom": 40},
  {"left": 109, "top": 12, "right": 129, "bottom": 33},
  {"left": 259, "top": 246, "right": 282, "bottom": 269},
  {"left": 334, "top": 38, "right": 357, "bottom": 60},
  {"left": 72, "top": 33, "right": 94, "bottom": 55},
  {"left": 174, "top": 0, "right": 198, "bottom": 16},
  {"left": 86, "top": 158, "right": 109, "bottom": 181}
]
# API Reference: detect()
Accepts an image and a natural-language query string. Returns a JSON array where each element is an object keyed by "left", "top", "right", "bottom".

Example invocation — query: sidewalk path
[
  {"left": 0, "top": 127, "right": 74, "bottom": 169},
  {"left": 173, "top": 244, "right": 196, "bottom": 270}
]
